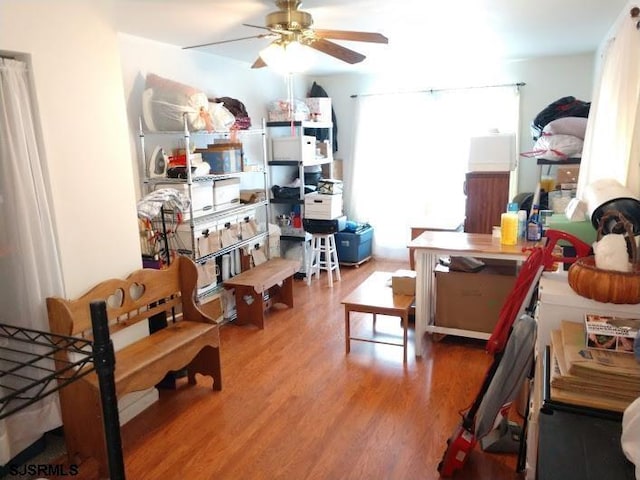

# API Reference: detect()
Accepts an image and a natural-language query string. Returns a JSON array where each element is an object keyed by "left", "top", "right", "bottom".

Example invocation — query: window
[{"left": 346, "top": 85, "right": 520, "bottom": 259}]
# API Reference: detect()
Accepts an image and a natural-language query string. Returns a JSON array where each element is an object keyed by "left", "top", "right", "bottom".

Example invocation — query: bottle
[
  {"left": 518, "top": 210, "right": 527, "bottom": 239},
  {"left": 500, "top": 212, "right": 518, "bottom": 245},
  {"left": 500, "top": 202, "right": 519, "bottom": 246},
  {"left": 527, "top": 204, "right": 543, "bottom": 242}
]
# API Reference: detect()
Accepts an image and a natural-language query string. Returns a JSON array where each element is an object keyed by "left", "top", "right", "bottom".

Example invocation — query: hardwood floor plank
[{"left": 114, "top": 258, "right": 524, "bottom": 480}]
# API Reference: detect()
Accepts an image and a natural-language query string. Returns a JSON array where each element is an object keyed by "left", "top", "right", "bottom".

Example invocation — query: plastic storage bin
[{"left": 334, "top": 226, "right": 373, "bottom": 264}]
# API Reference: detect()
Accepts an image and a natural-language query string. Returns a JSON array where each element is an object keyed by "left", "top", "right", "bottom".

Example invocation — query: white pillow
[
  {"left": 524, "top": 133, "right": 583, "bottom": 161},
  {"left": 542, "top": 116, "right": 589, "bottom": 139}
]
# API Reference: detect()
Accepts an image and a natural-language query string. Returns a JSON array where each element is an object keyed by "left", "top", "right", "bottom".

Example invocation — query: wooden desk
[
  {"left": 409, "top": 217, "right": 464, "bottom": 270},
  {"left": 342, "top": 271, "right": 415, "bottom": 363},
  {"left": 222, "top": 258, "right": 300, "bottom": 329},
  {"left": 408, "top": 231, "right": 536, "bottom": 356}
]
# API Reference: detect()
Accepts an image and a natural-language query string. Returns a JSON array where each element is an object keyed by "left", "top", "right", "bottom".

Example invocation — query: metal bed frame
[{"left": 0, "top": 300, "right": 125, "bottom": 479}]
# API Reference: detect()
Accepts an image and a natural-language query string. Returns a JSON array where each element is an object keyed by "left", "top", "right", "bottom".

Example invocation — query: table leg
[
  {"left": 415, "top": 250, "right": 437, "bottom": 357},
  {"left": 402, "top": 312, "right": 408, "bottom": 364},
  {"left": 344, "top": 306, "right": 351, "bottom": 355}
]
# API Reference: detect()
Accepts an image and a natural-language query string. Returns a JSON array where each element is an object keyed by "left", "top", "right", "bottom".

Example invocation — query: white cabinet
[
  {"left": 525, "top": 270, "right": 639, "bottom": 479},
  {"left": 138, "top": 116, "right": 270, "bottom": 301},
  {"left": 266, "top": 121, "right": 333, "bottom": 275}
]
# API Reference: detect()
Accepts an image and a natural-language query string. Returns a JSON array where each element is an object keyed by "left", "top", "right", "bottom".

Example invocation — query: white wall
[
  {"left": 117, "top": 34, "right": 304, "bottom": 197},
  {"left": 0, "top": 0, "right": 141, "bottom": 297},
  {"left": 312, "top": 52, "right": 595, "bottom": 196}
]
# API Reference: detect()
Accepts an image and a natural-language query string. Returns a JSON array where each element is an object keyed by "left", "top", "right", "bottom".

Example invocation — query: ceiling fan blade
[
  {"left": 244, "top": 23, "right": 295, "bottom": 37},
  {"left": 242, "top": 23, "right": 273, "bottom": 32},
  {"left": 313, "top": 29, "right": 389, "bottom": 44},
  {"left": 251, "top": 57, "right": 267, "bottom": 69},
  {"left": 308, "top": 38, "right": 366, "bottom": 64},
  {"left": 183, "top": 33, "right": 274, "bottom": 50}
]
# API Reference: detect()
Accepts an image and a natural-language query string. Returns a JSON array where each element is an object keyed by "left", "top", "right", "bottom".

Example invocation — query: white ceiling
[{"left": 112, "top": 0, "right": 631, "bottom": 75}]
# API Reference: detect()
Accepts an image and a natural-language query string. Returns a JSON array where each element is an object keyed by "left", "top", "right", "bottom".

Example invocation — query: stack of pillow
[{"left": 523, "top": 116, "right": 588, "bottom": 161}]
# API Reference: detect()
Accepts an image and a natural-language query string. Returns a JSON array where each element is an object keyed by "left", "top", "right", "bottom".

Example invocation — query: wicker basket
[{"left": 567, "top": 211, "right": 640, "bottom": 304}]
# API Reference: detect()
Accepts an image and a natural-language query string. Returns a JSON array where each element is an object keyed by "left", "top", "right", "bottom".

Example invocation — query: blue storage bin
[
  {"left": 335, "top": 226, "right": 373, "bottom": 263},
  {"left": 196, "top": 143, "right": 243, "bottom": 174}
]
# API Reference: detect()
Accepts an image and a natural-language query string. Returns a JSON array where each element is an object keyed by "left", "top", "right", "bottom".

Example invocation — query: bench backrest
[{"left": 47, "top": 256, "right": 207, "bottom": 339}]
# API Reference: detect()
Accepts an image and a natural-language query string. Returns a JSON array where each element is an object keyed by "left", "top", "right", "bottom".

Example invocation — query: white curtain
[
  {"left": 577, "top": 5, "right": 640, "bottom": 200},
  {"left": 346, "top": 86, "right": 520, "bottom": 260},
  {"left": 0, "top": 58, "right": 64, "bottom": 464}
]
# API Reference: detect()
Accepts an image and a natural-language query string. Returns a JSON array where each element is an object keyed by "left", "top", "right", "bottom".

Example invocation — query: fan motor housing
[{"left": 266, "top": 9, "right": 313, "bottom": 31}]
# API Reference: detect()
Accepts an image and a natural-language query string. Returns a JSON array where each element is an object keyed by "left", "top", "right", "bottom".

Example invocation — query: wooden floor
[{"left": 80, "top": 258, "right": 526, "bottom": 479}]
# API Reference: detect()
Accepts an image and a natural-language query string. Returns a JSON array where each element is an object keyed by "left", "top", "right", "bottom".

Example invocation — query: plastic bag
[
  {"left": 521, "top": 133, "right": 583, "bottom": 161},
  {"left": 209, "top": 101, "right": 236, "bottom": 132},
  {"left": 142, "top": 73, "right": 212, "bottom": 131}
]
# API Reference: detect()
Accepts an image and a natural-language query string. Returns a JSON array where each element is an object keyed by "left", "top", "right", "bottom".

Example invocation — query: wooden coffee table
[{"left": 342, "top": 271, "right": 415, "bottom": 363}]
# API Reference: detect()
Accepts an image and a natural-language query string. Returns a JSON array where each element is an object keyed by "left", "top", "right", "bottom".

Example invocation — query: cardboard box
[
  {"left": 584, "top": 314, "right": 639, "bottom": 353},
  {"left": 317, "top": 179, "right": 343, "bottom": 195},
  {"left": 435, "top": 262, "right": 517, "bottom": 333},
  {"left": 392, "top": 270, "right": 416, "bottom": 296},
  {"left": 272, "top": 136, "right": 316, "bottom": 163},
  {"left": 467, "top": 133, "right": 516, "bottom": 172},
  {"left": 304, "top": 97, "right": 332, "bottom": 122},
  {"left": 176, "top": 217, "right": 220, "bottom": 257},
  {"left": 304, "top": 192, "right": 343, "bottom": 220},
  {"left": 155, "top": 180, "right": 213, "bottom": 220},
  {"left": 556, "top": 165, "right": 580, "bottom": 184},
  {"left": 213, "top": 178, "right": 240, "bottom": 210}
]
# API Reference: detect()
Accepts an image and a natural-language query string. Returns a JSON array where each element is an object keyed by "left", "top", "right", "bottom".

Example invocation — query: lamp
[{"left": 259, "top": 39, "right": 312, "bottom": 74}]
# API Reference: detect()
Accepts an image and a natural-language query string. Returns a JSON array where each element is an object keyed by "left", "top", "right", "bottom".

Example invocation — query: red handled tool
[{"left": 438, "top": 230, "right": 591, "bottom": 478}]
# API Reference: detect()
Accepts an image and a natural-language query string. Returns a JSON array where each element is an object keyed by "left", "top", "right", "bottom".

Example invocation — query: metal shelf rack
[{"left": 0, "top": 301, "right": 124, "bottom": 479}]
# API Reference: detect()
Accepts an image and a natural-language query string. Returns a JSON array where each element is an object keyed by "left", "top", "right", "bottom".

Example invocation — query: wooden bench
[
  {"left": 46, "top": 256, "right": 222, "bottom": 477},
  {"left": 222, "top": 258, "right": 300, "bottom": 329}
]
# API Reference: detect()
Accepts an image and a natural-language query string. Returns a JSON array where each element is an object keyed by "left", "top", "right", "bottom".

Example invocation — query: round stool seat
[{"left": 307, "top": 233, "right": 341, "bottom": 287}]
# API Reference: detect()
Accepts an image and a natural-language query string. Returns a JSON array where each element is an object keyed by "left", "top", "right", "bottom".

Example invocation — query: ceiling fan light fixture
[{"left": 259, "top": 40, "right": 312, "bottom": 74}]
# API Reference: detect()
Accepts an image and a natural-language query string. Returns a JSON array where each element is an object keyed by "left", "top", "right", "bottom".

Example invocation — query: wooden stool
[{"left": 307, "top": 233, "right": 341, "bottom": 287}]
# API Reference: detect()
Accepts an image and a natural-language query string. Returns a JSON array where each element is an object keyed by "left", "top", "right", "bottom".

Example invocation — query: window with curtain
[
  {"left": 346, "top": 85, "right": 520, "bottom": 260},
  {"left": 577, "top": 7, "right": 640, "bottom": 200},
  {"left": 0, "top": 57, "right": 64, "bottom": 465}
]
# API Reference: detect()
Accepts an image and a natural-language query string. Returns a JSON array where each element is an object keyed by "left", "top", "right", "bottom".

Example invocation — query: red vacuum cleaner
[{"left": 437, "top": 229, "right": 592, "bottom": 478}]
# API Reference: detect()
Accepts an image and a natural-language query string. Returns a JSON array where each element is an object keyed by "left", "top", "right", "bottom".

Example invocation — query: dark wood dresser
[{"left": 463, "top": 171, "right": 510, "bottom": 234}]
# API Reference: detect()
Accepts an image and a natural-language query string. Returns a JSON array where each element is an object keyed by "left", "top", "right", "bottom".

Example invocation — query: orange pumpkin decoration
[{"left": 567, "top": 210, "right": 640, "bottom": 304}]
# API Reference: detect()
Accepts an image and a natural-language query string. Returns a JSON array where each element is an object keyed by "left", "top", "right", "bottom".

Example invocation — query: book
[
  {"left": 561, "top": 320, "right": 640, "bottom": 377},
  {"left": 546, "top": 321, "right": 640, "bottom": 413},
  {"left": 584, "top": 313, "right": 640, "bottom": 354}
]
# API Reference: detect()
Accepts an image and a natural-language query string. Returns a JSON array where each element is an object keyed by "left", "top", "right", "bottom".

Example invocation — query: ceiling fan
[{"left": 183, "top": 0, "right": 388, "bottom": 69}]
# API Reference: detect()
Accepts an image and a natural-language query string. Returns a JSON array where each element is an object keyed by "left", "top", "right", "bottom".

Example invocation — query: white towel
[{"left": 594, "top": 234, "right": 631, "bottom": 272}]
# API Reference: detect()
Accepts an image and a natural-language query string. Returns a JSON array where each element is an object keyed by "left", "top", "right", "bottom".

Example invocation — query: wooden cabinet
[{"left": 463, "top": 171, "right": 510, "bottom": 234}]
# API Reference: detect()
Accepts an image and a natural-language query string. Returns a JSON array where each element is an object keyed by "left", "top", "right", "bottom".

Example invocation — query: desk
[
  {"left": 409, "top": 217, "right": 464, "bottom": 270},
  {"left": 408, "top": 231, "right": 536, "bottom": 356},
  {"left": 342, "top": 271, "right": 415, "bottom": 363}
]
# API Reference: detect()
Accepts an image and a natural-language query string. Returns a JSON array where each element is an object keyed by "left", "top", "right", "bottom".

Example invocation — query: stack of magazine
[{"left": 548, "top": 319, "right": 640, "bottom": 413}]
